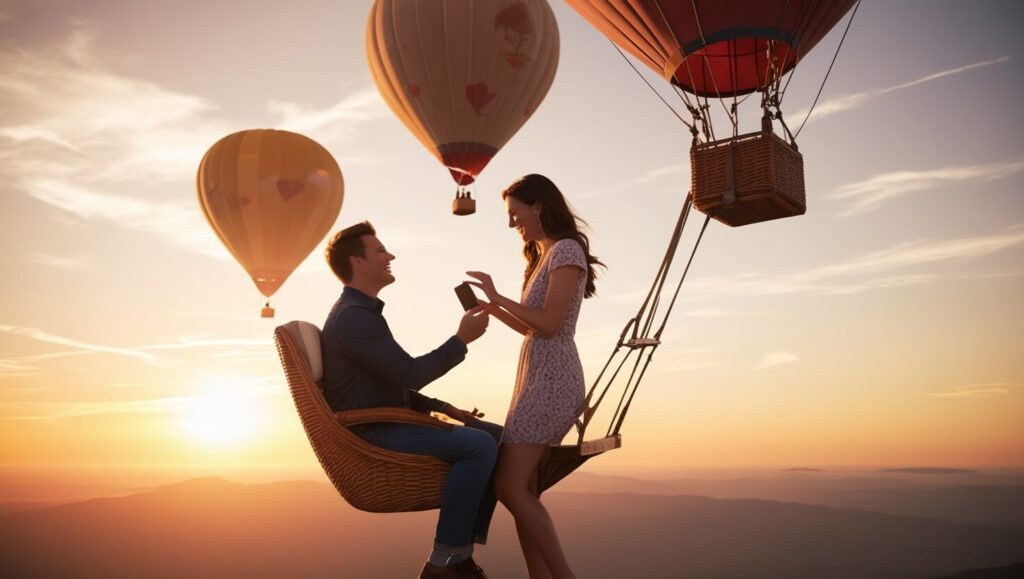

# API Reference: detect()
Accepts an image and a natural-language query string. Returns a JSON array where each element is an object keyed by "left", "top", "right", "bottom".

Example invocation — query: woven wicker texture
[
  {"left": 691, "top": 131, "right": 805, "bottom": 227},
  {"left": 274, "top": 321, "right": 449, "bottom": 513}
]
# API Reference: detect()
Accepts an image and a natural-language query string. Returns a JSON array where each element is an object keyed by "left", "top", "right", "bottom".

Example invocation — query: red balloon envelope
[{"left": 565, "top": 0, "right": 857, "bottom": 97}]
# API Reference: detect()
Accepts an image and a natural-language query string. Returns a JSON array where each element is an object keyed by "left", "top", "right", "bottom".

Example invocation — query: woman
[{"left": 466, "top": 174, "right": 603, "bottom": 579}]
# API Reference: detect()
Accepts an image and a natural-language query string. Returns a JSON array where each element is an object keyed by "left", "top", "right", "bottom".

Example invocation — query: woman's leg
[
  {"left": 514, "top": 468, "right": 552, "bottom": 579},
  {"left": 495, "top": 443, "right": 575, "bottom": 579}
]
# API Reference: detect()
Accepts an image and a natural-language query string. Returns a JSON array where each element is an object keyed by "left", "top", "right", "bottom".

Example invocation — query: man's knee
[{"left": 458, "top": 426, "right": 498, "bottom": 466}]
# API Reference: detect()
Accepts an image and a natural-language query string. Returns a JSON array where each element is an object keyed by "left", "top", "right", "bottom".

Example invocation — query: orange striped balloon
[
  {"left": 366, "top": 0, "right": 559, "bottom": 189},
  {"left": 197, "top": 129, "right": 343, "bottom": 315}
]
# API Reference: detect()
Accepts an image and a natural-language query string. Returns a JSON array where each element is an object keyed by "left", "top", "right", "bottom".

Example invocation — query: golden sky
[{"left": 1, "top": 0, "right": 1022, "bottom": 499}]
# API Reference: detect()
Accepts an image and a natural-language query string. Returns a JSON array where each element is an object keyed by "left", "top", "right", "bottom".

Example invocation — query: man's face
[{"left": 353, "top": 234, "right": 395, "bottom": 289}]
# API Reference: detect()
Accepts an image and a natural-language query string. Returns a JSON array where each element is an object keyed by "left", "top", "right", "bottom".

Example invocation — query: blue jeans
[{"left": 356, "top": 417, "right": 503, "bottom": 547}]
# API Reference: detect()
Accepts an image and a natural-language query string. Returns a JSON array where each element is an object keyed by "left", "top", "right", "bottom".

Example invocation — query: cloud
[
  {"left": 756, "top": 351, "right": 800, "bottom": 369},
  {"left": 831, "top": 161, "right": 1024, "bottom": 216},
  {"left": 26, "top": 179, "right": 228, "bottom": 259},
  {"left": 24, "top": 252, "right": 92, "bottom": 271},
  {"left": 636, "top": 163, "right": 689, "bottom": 184},
  {"left": 686, "top": 227, "right": 1024, "bottom": 298},
  {"left": 0, "top": 324, "right": 162, "bottom": 363},
  {"left": 929, "top": 383, "right": 1021, "bottom": 398},
  {"left": 270, "top": 87, "right": 389, "bottom": 140},
  {"left": 0, "top": 26, "right": 384, "bottom": 260},
  {"left": 650, "top": 346, "right": 720, "bottom": 374},
  {"left": 0, "top": 326, "right": 273, "bottom": 377},
  {"left": 0, "top": 396, "right": 192, "bottom": 421},
  {"left": 792, "top": 57, "right": 1011, "bottom": 123}
]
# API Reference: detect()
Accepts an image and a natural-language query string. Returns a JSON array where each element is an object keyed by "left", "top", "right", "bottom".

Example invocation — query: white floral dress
[{"left": 502, "top": 239, "right": 588, "bottom": 445}]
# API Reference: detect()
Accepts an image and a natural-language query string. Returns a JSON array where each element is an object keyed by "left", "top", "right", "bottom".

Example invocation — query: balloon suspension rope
[
  {"left": 793, "top": 0, "right": 862, "bottom": 139},
  {"left": 574, "top": 195, "right": 711, "bottom": 444}
]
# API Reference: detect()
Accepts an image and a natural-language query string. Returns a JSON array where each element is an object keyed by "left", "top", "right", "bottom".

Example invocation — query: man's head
[{"left": 325, "top": 221, "right": 395, "bottom": 292}]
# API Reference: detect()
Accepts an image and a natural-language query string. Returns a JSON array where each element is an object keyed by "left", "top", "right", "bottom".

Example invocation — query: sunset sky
[{"left": 2, "top": 0, "right": 1022, "bottom": 503}]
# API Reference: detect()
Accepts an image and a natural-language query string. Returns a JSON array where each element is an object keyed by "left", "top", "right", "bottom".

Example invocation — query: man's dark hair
[{"left": 325, "top": 221, "right": 376, "bottom": 283}]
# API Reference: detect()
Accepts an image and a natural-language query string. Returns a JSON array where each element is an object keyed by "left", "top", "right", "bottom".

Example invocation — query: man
[{"left": 322, "top": 221, "right": 500, "bottom": 579}]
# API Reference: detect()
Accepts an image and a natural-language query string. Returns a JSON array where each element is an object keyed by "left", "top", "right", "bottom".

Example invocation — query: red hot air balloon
[
  {"left": 366, "top": 0, "right": 560, "bottom": 215},
  {"left": 566, "top": 0, "right": 858, "bottom": 226}
]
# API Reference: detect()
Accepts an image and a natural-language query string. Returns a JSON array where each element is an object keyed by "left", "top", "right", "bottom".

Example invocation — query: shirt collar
[{"left": 342, "top": 285, "right": 385, "bottom": 314}]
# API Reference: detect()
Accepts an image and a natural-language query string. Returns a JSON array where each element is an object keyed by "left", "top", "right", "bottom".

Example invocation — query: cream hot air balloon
[
  {"left": 197, "top": 129, "right": 343, "bottom": 317},
  {"left": 366, "top": 0, "right": 559, "bottom": 215}
]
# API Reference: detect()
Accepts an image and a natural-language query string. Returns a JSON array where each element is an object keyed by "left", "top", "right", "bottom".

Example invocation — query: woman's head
[{"left": 501, "top": 174, "right": 604, "bottom": 298}]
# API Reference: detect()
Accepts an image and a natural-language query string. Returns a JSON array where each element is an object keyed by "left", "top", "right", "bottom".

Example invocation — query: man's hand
[
  {"left": 456, "top": 305, "right": 489, "bottom": 345},
  {"left": 443, "top": 403, "right": 485, "bottom": 423}
]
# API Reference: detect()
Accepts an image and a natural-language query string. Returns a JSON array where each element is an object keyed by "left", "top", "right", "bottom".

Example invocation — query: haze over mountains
[{"left": 2, "top": 472, "right": 1021, "bottom": 579}]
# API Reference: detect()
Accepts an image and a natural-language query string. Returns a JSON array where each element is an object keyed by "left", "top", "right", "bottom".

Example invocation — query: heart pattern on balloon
[
  {"left": 276, "top": 178, "right": 304, "bottom": 201},
  {"left": 239, "top": 196, "right": 251, "bottom": 208},
  {"left": 465, "top": 83, "right": 496, "bottom": 115},
  {"left": 407, "top": 83, "right": 421, "bottom": 98}
]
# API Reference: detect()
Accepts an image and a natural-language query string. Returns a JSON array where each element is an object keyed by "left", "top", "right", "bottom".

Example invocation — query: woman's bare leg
[
  {"left": 514, "top": 469, "right": 552, "bottom": 579},
  {"left": 495, "top": 444, "right": 575, "bottom": 579}
]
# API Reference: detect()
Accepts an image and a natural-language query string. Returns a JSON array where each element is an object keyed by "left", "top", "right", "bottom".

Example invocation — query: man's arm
[
  {"left": 337, "top": 306, "right": 467, "bottom": 392},
  {"left": 409, "top": 390, "right": 447, "bottom": 414}
]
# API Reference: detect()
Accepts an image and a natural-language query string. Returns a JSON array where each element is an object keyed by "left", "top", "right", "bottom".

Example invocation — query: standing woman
[{"left": 466, "top": 173, "right": 603, "bottom": 579}]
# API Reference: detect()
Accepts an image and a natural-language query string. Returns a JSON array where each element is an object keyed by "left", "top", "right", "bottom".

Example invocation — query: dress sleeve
[{"left": 549, "top": 239, "right": 587, "bottom": 273}]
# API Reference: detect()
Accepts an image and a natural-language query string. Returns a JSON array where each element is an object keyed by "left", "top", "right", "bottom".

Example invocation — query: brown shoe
[{"left": 418, "top": 557, "right": 488, "bottom": 578}]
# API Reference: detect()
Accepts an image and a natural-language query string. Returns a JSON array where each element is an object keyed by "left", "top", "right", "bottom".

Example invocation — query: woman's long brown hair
[{"left": 502, "top": 174, "right": 604, "bottom": 298}]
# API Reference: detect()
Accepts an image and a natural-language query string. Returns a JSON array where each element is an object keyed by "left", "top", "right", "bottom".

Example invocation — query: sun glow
[{"left": 180, "top": 380, "right": 264, "bottom": 447}]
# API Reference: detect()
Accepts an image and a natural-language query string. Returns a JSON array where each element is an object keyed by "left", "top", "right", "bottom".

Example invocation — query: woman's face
[{"left": 505, "top": 195, "right": 544, "bottom": 243}]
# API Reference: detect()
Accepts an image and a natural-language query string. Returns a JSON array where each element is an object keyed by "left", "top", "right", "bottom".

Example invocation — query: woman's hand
[{"left": 465, "top": 271, "right": 499, "bottom": 302}]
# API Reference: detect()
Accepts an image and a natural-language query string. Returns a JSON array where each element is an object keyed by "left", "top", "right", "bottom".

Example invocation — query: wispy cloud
[
  {"left": 651, "top": 346, "right": 720, "bottom": 374},
  {"left": 0, "top": 26, "right": 384, "bottom": 259},
  {"left": 832, "top": 161, "right": 1024, "bottom": 216},
  {"left": 929, "top": 383, "right": 1021, "bottom": 398},
  {"left": 636, "top": 163, "right": 689, "bottom": 184},
  {"left": 26, "top": 179, "right": 228, "bottom": 259},
  {"left": 24, "top": 252, "right": 92, "bottom": 271},
  {"left": 270, "top": 87, "right": 388, "bottom": 139},
  {"left": 0, "top": 396, "right": 192, "bottom": 421},
  {"left": 793, "top": 57, "right": 1011, "bottom": 123},
  {"left": 0, "top": 324, "right": 161, "bottom": 363},
  {"left": 686, "top": 227, "right": 1024, "bottom": 298},
  {"left": 0, "top": 326, "right": 274, "bottom": 377},
  {"left": 756, "top": 351, "right": 800, "bottom": 369},
  {"left": 577, "top": 163, "right": 691, "bottom": 200}
]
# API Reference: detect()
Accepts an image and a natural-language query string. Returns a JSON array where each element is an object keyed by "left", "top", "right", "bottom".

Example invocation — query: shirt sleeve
[
  {"left": 549, "top": 239, "right": 587, "bottom": 272},
  {"left": 409, "top": 390, "right": 447, "bottom": 414},
  {"left": 335, "top": 306, "right": 467, "bottom": 393}
]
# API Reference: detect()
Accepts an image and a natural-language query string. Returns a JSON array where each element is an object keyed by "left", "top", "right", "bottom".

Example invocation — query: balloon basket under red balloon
[
  {"left": 691, "top": 130, "right": 806, "bottom": 227},
  {"left": 261, "top": 303, "right": 275, "bottom": 318},
  {"left": 452, "top": 190, "right": 476, "bottom": 216}
]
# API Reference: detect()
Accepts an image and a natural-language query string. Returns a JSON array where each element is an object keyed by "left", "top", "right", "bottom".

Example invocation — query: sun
[{"left": 181, "top": 383, "right": 262, "bottom": 447}]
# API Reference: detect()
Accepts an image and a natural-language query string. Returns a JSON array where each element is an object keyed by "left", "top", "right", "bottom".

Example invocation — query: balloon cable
[
  {"left": 794, "top": 0, "right": 862, "bottom": 139},
  {"left": 611, "top": 42, "right": 695, "bottom": 132}
]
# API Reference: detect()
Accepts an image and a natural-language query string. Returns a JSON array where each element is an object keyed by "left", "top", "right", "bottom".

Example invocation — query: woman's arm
[
  {"left": 483, "top": 302, "right": 532, "bottom": 336},
  {"left": 469, "top": 266, "right": 582, "bottom": 338}
]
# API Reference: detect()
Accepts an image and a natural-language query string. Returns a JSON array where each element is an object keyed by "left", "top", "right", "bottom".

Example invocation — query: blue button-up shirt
[{"left": 321, "top": 286, "right": 467, "bottom": 413}]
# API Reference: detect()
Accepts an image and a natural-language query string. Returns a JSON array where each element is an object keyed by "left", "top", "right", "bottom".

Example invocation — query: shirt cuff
[{"left": 444, "top": 334, "right": 469, "bottom": 360}]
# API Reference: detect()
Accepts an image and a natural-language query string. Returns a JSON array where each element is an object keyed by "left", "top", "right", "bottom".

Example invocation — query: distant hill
[
  {"left": 927, "top": 562, "right": 1024, "bottom": 578},
  {"left": 880, "top": 468, "right": 976, "bottom": 475},
  {"left": 2, "top": 478, "right": 1022, "bottom": 579},
  {"left": 558, "top": 472, "right": 1024, "bottom": 529}
]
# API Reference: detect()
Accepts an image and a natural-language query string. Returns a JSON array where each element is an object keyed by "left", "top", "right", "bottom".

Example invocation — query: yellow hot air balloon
[
  {"left": 366, "top": 0, "right": 559, "bottom": 215},
  {"left": 197, "top": 129, "right": 343, "bottom": 317}
]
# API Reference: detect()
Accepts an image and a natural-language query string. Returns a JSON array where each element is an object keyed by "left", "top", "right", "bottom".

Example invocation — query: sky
[{"left": 1, "top": 0, "right": 1022, "bottom": 501}]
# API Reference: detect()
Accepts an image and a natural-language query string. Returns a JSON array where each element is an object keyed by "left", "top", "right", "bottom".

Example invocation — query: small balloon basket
[{"left": 691, "top": 130, "right": 805, "bottom": 227}]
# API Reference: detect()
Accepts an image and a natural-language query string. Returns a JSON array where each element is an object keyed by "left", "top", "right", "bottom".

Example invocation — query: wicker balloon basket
[{"left": 691, "top": 131, "right": 806, "bottom": 227}]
